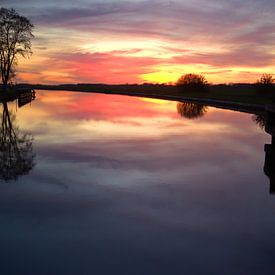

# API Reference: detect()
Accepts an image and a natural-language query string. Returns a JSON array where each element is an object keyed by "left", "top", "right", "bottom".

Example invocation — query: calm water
[{"left": 0, "top": 90, "right": 275, "bottom": 275}]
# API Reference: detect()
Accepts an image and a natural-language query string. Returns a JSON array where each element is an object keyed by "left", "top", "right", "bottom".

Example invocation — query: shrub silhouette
[
  {"left": 176, "top": 73, "right": 208, "bottom": 92},
  {"left": 177, "top": 102, "right": 208, "bottom": 119},
  {"left": 256, "top": 73, "right": 274, "bottom": 95}
]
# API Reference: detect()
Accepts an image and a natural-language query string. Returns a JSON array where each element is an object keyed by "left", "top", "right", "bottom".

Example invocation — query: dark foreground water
[{"left": 0, "top": 91, "right": 274, "bottom": 275}]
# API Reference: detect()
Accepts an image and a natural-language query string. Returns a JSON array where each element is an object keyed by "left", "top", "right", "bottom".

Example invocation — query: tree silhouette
[
  {"left": 0, "top": 8, "right": 34, "bottom": 92},
  {"left": 176, "top": 73, "right": 208, "bottom": 92},
  {"left": 256, "top": 73, "right": 275, "bottom": 96},
  {"left": 0, "top": 103, "right": 35, "bottom": 181},
  {"left": 257, "top": 73, "right": 274, "bottom": 85},
  {"left": 177, "top": 102, "right": 208, "bottom": 119}
]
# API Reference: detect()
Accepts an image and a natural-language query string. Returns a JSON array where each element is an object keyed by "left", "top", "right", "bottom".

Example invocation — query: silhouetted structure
[
  {"left": 0, "top": 102, "right": 35, "bottom": 181},
  {"left": 177, "top": 102, "right": 208, "bottom": 119},
  {"left": 263, "top": 106, "right": 275, "bottom": 194},
  {"left": 18, "top": 89, "right": 36, "bottom": 107},
  {"left": 264, "top": 138, "right": 275, "bottom": 194}
]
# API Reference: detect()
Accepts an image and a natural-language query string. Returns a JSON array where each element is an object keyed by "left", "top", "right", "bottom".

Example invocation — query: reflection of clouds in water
[
  {"left": 26, "top": 92, "right": 267, "bottom": 144},
  {"left": 34, "top": 129, "right": 264, "bottom": 191},
  {"left": 7, "top": 92, "right": 269, "bottom": 186},
  {"left": 0, "top": 129, "right": 273, "bottom": 275},
  {"left": 0, "top": 91, "right": 274, "bottom": 275},
  {"left": 35, "top": 92, "right": 176, "bottom": 121}
]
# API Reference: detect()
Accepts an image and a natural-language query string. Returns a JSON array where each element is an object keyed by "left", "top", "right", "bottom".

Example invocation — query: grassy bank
[{"left": 178, "top": 84, "right": 274, "bottom": 105}]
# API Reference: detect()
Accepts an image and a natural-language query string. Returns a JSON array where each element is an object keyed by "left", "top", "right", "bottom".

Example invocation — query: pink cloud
[
  {"left": 45, "top": 51, "right": 161, "bottom": 84},
  {"left": 169, "top": 47, "right": 275, "bottom": 68}
]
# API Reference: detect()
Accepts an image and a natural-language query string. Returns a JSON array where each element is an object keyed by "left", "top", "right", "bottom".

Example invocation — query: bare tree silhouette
[
  {"left": 256, "top": 73, "right": 275, "bottom": 96},
  {"left": 0, "top": 8, "right": 34, "bottom": 92},
  {"left": 257, "top": 73, "right": 274, "bottom": 85},
  {"left": 177, "top": 102, "right": 208, "bottom": 119},
  {"left": 0, "top": 103, "right": 35, "bottom": 181}
]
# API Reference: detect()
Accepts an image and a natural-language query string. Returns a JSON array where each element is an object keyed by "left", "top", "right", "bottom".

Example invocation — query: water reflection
[
  {"left": 177, "top": 101, "right": 275, "bottom": 195},
  {"left": 0, "top": 101, "right": 35, "bottom": 181},
  {"left": 1, "top": 93, "right": 274, "bottom": 196},
  {"left": 177, "top": 102, "right": 208, "bottom": 119},
  {"left": 252, "top": 114, "right": 266, "bottom": 130},
  {"left": 176, "top": 100, "right": 275, "bottom": 194},
  {"left": 0, "top": 91, "right": 275, "bottom": 275}
]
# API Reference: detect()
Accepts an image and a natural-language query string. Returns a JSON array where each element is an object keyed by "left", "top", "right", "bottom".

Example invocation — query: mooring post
[{"left": 264, "top": 104, "right": 275, "bottom": 194}]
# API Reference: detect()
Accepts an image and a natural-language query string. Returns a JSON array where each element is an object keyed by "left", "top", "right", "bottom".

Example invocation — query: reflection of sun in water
[
  {"left": 140, "top": 98, "right": 177, "bottom": 112},
  {"left": 141, "top": 98, "right": 168, "bottom": 105}
]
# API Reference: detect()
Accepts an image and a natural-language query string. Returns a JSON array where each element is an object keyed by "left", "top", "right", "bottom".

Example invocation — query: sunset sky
[{"left": 2, "top": 0, "right": 275, "bottom": 84}]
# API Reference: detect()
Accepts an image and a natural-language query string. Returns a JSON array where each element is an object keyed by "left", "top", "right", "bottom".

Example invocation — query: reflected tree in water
[
  {"left": 252, "top": 114, "right": 266, "bottom": 130},
  {"left": 252, "top": 110, "right": 275, "bottom": 194},
  {"left": 0, "top": 103, "right": 35, "bottom": 181},
  {"left": 177, "top": 102, "right": 208, "bottom": 119}
]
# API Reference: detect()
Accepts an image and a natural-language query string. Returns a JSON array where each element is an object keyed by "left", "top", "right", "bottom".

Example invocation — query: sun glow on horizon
[{"left": 6, "top": 0, "right": 274, "bottom": 85}]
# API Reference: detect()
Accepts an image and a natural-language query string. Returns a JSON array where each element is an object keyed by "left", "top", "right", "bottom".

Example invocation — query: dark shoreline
[
  {"left": 18, "top": 83, "right": 274, "bottom": 114},
  {"left": 2, "top": 83, "right": 275, "bottom": 115}
]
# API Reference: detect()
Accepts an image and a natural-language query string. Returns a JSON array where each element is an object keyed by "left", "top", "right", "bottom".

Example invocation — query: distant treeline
[
  {"left": 11, "top": 82, "right": 273, "bottom": 94},
  {"left": 14, "top": 83, "right": 178, "bottom": 94}
]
